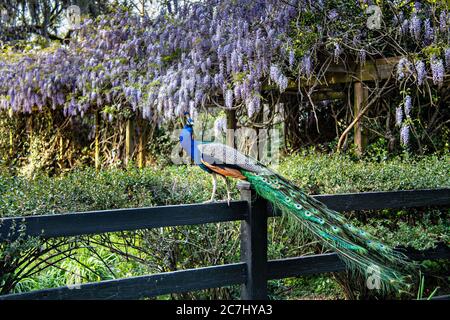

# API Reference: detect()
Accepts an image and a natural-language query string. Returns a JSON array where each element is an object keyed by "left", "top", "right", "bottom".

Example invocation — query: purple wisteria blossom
[
  {"left": 270, "top": 64, "right": 288, "bottom": 92},
  {"left": 359, "top": 50, "right": 366, "bottom": 65},
  {"left": 410, "top": 15, "right": 421, "bottom": 40},
  {"left": 334, "top": 43, "right": 342, "bottom": 63},
  {"left": 439, "top": 11, "right": 447, "bottom": 32},
  {"left": 397, "top": 58, "right": 412, "bottom": 80},
  {"left": 404, "top": 95, "right": 412, "bottom": 118},
  {"left": 328, "top": 9, "right": 338, "bottom": 21},
  {"left": 423, "top": 19, "right": 433, "bottom": 44},
  {"left": 214, "top": 117, "right": 227, "bottom": 138},
  {"left": 445, "top": 48, "right": 450, "bottom": 70},
  {"left": 415, "top": 60, "right": 426, "bottom": 85},
  {"left": 225, "top": 89, "right": 233, "bottom": 109},
  {"left": 400, "top": 124, "right": 410, "bottom": 146},
  {"left": 270, "top": 64, "right": 280, "bottom": 83},
  {"left": 300, "top": 54, "right": 313, "bottom": 76},
  {"left": 246, "top": 94, "right": 261, "bottom": 118},
  {"left": 289, "top": 50, "right": 295, "bottom": 67},
  {"left": 395, "top": 107, "right": 403, "bottom": 126},
  {"left": 430, "top": 56, "right": 445, "bottom": 87},
  {"left": 401, "top": 19, "right": 409, "bottom": 35},
  {"left": 414, "top": 2, "right": 422, "bottom": 11}
]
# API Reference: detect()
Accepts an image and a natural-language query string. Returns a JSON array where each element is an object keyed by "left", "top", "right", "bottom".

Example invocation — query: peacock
[{"left": 179, "top": 116, "right": 417, "bottom": 293}]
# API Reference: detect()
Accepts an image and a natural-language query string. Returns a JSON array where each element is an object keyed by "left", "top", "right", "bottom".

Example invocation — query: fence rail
[{"left": 0, "top": 186, "right": 449, "bottom": 300}]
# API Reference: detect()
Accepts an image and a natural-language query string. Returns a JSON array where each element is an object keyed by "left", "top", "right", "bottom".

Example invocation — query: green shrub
[
  {"left": 0, "top": 152, "right": 448, "bottom": 299},
  {"left": 277, "top": 152, "right": 449, "bottom": 194}
]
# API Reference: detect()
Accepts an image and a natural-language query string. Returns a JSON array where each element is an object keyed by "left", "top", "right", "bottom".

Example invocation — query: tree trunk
[{"left": 95, "top": 111, "right": 100, "bottom": 170}]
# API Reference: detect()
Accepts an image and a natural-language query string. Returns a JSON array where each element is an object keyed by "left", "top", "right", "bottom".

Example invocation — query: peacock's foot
[
  {"left": 225, "top": 192, "right": 232, "bottom": 207},
  {"left": 203, "top": 198, "right": 232, "bottom": 206}
]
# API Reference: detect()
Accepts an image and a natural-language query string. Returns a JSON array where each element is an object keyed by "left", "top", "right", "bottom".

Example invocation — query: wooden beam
[
  {"left": 0, "top": 263, "right": 247, "bottom": 300},
  {"left": 292, "top": 56, "right": 401, "bottom": 89},
  {"left": 267, "top": 242, "right": 450, "bottom": 281},
  {"left": 2, "top": 243, "right": 447, "bottom": 300},
  {"left": 268, "top": 253, "right": 345, "bottom": 279},
  {"left": 358, "top": 56, "right": 400, "bottom": 82},
  {"left": 311, "top": 91, "right": 346, "bottom": 101},
  {"left": 1, "top": 189, "right": 448, "bottom": 241},
  {"left": 0, "top": 201, "right": 249, "bottom": 241},
  {"left": 268, "top": 188, "right": 450, "bottom": 213}
]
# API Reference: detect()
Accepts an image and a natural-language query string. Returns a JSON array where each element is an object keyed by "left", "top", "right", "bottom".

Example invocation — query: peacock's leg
[
  {"left": 208, "top": 173, "right": 217, "bottom": 202},
  {"left": 222, "top": 176, "right": 231, "bottom": 206}
]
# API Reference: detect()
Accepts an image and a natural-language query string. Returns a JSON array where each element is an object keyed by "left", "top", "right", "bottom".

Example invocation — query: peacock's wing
[{"left": 196, "top": 142, "right": 265, "bottom": 173}]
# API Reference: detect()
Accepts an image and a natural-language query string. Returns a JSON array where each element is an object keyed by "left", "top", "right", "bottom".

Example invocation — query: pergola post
[
  {"left": 226, "top": 109, "right": 236, "bottom": 148},
  {"left": 353, "top": 82, "right": 368, "bottom": 155},
  {"left": 137, "top": 118, "right": 146, "bottom": 169},
  {"left": 125, "top": 117, "right": 134, "bottom": 166}
]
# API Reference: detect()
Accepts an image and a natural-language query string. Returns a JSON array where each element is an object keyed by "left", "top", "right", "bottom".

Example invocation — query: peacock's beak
[{"left": 183, "top": 111, "right": 194, "bottom": 126}]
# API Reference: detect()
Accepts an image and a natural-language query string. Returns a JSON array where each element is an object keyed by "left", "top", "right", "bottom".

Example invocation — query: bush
[
  {"left": 0, "top": 153, "right": 448, "bottom": 299},
  {"left": 277, "top": 152, "right": 450, "bottom": 194},
  {"left": 2, "top": 152, "right": 448, "bottom": 217}
]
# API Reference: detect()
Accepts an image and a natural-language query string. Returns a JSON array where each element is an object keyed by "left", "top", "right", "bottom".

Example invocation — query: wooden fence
[{"left": 0, "top": 184, "right": 449, "bottom": 300}]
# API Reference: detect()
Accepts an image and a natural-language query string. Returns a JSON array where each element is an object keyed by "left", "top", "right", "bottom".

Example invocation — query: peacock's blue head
[{"left": 179, "top": 115, "right": 194, "bottom": 145}]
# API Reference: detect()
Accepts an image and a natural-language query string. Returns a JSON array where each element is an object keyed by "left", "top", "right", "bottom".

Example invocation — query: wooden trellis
[
  {"left": 8, "top": 57, "right": 402, "bottom": 168},
  {"left": 225, "top": 56, "right": 401, "bottom": 154}
]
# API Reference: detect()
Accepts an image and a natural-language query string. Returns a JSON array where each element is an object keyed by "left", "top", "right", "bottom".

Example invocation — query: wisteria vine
[{"left": 0, "top": 0, "right": 448, "bottom": 147}]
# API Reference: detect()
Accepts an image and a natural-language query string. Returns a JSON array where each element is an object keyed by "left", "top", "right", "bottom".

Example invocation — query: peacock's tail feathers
[{"left": 242, "top": 169, "right": 418, "bottom": 293}]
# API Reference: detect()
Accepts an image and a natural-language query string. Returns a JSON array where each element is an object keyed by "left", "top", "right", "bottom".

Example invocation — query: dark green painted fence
[{"left": 0, "top": 186, "right": 449, "bottom": 300}]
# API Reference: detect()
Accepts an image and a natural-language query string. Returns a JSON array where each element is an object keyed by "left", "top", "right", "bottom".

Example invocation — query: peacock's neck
[{"left": 181, "top": 137, "right": 202, "bottom": 164}]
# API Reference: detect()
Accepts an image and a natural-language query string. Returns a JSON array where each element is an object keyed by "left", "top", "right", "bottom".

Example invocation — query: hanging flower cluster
[
  {"left": 397, "top": 94, "right": 412, "bottom": 146},
  {"left": 388, "top": 3, "right": 449, "bottom": 146},
  {"left": 0, "top": 0, "right": 448, "bottom": 138},
  {"left": 0, "top": 0, "right": 297, "bottom": 121}
]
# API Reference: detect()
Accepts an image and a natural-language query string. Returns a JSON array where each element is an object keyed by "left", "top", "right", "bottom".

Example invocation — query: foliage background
[
  {"left": 1, "top": 153, "right": 448, "bottom": 299},
  {"left": 0, "top": 0, "right": 449, "bottom": 300}
]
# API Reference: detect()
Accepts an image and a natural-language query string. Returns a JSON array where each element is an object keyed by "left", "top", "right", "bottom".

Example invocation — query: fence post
[{"left": 237, "top": 181, "right": 268, "bottom": 300}]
